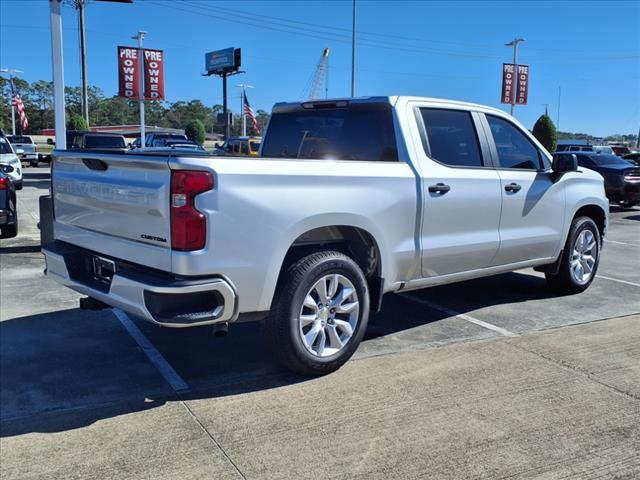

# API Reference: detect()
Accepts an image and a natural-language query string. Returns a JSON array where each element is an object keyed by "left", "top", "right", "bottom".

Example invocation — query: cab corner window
[
  {"left": 420, "top": 108, "right": 484, "bottom": 168},
  {"left": 487, "top": 115, "right": 542, "bottom": 170}
]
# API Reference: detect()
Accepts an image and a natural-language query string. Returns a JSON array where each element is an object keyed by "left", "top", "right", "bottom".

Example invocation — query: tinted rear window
[
  {"left": 8, "top": 136, "right": 31, "bottom": 143},
  {"left": 262, "top": 106, "right": 398, "bottom": 161},
  {"left": 84, "top": 135, "right": 125, "bottom": 149}
]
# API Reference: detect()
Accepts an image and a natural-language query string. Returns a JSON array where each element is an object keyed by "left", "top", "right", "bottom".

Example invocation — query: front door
[
  {"left": 417, "top": 107, "right": 503, "bottom": 277},
  {"left": 483, "top": 114, "right": 565, "bottom": 266}
]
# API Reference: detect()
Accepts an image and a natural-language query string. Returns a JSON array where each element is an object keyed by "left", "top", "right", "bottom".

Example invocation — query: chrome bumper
[{"left": 42, "top": 246, "right": 237, "bottom": 328}]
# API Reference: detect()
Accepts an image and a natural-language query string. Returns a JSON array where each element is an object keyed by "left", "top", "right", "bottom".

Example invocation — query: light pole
[
  {"left": 504, "top": 37, "right": 525, "bottom": 116},
  {"left": 132, "top": 30, "right": 147, "bottom": 146},
  {"left": 351, "top": 0, "right": 356, "bottom": 97},
  {"left": 0, "top": 68, "right": 24, "bottom": 135},
  {"left": 235, "top": 83, "right": 253, "bottom": 136}
]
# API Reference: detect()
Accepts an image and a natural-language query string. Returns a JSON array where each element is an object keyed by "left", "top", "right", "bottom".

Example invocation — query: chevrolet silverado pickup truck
[{"left": 41, "top": 96, "right": 609, "bottom": 375}]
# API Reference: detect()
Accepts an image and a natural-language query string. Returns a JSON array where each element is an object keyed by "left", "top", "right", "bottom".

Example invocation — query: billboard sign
[
  {"left": 143, "top": 48, "right": 165, "bottom": 100},
  {"left": 501, "top": 63, "right": 529, "bottom": 105},
  {"left": 205, "top": 47, "right": 240, "bottom": 75},
  {"left": 118, "top": 46, "right": 140, "bottom": 99}
]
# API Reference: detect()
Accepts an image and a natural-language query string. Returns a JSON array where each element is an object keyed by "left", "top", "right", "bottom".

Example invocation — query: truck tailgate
[{"left": 52, "top": 151, "right": 172, "bottom": 271}]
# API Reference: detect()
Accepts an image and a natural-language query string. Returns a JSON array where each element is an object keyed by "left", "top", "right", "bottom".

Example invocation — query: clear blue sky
[{"left": 1, "top": 0, "right": 639, "bottom": 136}]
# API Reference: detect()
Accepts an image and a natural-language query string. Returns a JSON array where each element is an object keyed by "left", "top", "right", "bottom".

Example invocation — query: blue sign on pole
[{"left": 205, "top": 48, "right": 235, "bottom": 74}]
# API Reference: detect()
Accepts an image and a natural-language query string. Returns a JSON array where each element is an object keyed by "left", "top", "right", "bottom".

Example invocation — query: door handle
[
  {"left": 428, "top": 183, "right": 451, "bottom": 194},
  {"left": 504, "top": 182, "right": 522, "bottom": 193}
]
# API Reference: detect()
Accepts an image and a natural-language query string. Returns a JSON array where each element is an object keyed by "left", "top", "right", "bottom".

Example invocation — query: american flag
[
  {"left": 11, "top": 87, "right": 29, "bottom": 131},
  {"left": 243, "top": 92, "right": 260, "bottom": 134}
]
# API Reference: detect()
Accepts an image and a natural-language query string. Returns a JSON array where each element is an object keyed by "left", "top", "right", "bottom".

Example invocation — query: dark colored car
[
  {"left": 623, "top": 153, "right": 640, "bottom": 166},
  {"left": 131, "top": 133, "right": 188, "bottom": 148},
  {"left": 611, "top": 145, "right": 632, "bottom": 157},
  {"left": 573, "top": 152, "right": 640, "bottom": 208},
  {"left": 0, "top": 169, "right": 18, "bottom": 238}
]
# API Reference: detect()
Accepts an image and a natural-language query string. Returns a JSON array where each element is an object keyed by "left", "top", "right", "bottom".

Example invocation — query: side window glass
[
  {"left": 420, "top": 108, "right": 484, "bottom": 167},
  {"left": 487, "top": 115, "right": 541, "bottom": 169}
]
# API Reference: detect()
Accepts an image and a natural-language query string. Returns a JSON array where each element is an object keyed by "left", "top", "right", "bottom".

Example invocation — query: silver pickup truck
[{"left": 41, "top": 96, "right": 608, "bottom": 375}]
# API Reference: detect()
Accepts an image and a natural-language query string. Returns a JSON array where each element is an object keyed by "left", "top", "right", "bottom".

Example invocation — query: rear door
[
  {"left": 482, "top": 114, "right": 565, "bottom": 265},
  {"left": 52, "top": 150, "right": 173, "bottom": 270},
  {"left": 416, "top": 107, "right": 502, "bottom": 277}
]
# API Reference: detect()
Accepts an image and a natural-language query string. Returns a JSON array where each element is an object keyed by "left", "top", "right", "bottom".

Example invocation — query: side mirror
[
  {"left": 47, "top": 138, "right": 55, "bottom": 146},
  {"left": 552, "top": 153, "right": 578, "bottom": 173}
]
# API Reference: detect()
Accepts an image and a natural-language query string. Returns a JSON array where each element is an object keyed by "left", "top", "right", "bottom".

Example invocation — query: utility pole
[
  {"left": 222, "top": 73, "right": 229, "bottom": 140},
  {"left": 132, "top": 30, "right": 146, "bottom": 146},
  {"left": 0, "top": 68, "right": 23, "bottom": 135},
  {"left": 504, "top": 37, "right": 525, "bottom": 116},
  {"left": 49, "top": 0, "right": 66, "bottom": 148},
  {"left": 78, "top": 0, "right": 89, "bottom": 126},
  {"left": 351, "top": 0, "right": 356, "bottom": 97},
  {"left": 543, "top": 103, "right": 549, "bottom": 116},
  {"left": 557, "top": 86, "right": 561, "bottom": 130},
  {"left": 236, "top": 83, "right": 253, "bottom": 137}
]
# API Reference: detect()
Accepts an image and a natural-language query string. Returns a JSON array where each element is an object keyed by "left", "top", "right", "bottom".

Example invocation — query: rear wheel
[
  {"left": 266, "top": 251, "right": 370, "bottom": 376},
  {"left": 545, "top": 217, "right": 600, "bottom": 295},
  {"left": 0, "top": 196, "right": 17, "bottom": 239}
]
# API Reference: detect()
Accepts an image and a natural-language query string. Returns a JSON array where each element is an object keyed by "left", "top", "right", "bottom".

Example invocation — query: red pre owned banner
[
  {"left": 143, "top": 49, "right": 165, "bottom": 100},
  {"left": 118, "top": 46, "right": 140, "bottom": 99},
  {"left": 516, "top": 65, "right": 529, "bottom": 105},
  {"left": 501, "top": 63, "right": 515, "bottom": 104}
]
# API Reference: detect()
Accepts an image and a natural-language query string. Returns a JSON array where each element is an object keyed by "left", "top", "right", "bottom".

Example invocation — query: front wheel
[
  {"left": 545, "top": 216, "right": 600, "bottom": 295},
  {"left": 266, "top": 251, "right": 370, "bottom": 376}
]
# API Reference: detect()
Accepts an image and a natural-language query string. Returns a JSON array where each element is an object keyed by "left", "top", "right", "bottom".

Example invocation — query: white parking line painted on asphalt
[
  {"left": 401, "top": 294, "right": 516, "bottom": 337},
  {"left": 113, "top": 309, "right": 190, "bottom": 394},
  {"left": 596, "top": 275, "right": 640, "bottom": 288},
  {"left": 605, "top": 239, "right": 640, "bottom": 247}
]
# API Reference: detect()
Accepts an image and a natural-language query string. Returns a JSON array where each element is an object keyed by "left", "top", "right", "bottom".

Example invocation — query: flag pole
[{"left": 132, "top": 31, "right": 147, "bottom": 146}]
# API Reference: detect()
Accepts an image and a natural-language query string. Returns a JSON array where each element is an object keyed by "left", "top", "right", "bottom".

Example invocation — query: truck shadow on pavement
[{"left": 0, "top": 271, "right": 555, "bottom": 437}]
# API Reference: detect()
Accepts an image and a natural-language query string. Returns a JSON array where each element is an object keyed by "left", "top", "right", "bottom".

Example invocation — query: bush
[
  {"left": 532, "top": 114, "right": 558, "bottom": 153},
  {"left": 185, "top": 119, "right": 205, "bottom": 145},
  {"left": 67, "top": 113, "right": 88, "bottom": 131}
]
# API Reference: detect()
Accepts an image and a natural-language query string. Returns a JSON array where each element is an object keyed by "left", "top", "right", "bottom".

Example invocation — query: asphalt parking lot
[{"left": 1, "top": 167, "right": 639, "bottom": 479}]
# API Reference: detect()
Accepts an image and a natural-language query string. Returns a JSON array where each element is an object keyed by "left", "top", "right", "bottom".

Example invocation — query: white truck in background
[{"left": 40, "top": 96, "right": 608, "bottom": 375}]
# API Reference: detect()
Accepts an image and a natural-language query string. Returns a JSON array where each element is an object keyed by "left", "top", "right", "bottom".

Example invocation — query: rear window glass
[
  {"left": 262, "top": 106, "right": 398, "bottom": 161},
  {"left": 7, "top": 136, "right": 31, "bottom": 144},
  {"left": 420, "top": 108, "right": 483, "bottom": 167},
  {"left": 84, "top": 135, "right": 125, "bottom": 149}
]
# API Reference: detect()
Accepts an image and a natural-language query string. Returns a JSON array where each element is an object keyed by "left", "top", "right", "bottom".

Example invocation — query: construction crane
[{"left": 305, "top": 48, "right": 330, "bottom": 100}]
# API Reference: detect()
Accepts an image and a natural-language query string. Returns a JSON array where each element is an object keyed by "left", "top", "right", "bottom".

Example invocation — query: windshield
[
  {"left": 0, "top": 137, "right": 13, "bottom": 154},
  {"left": 83, "top": 135, "right": 125, "bottom": 149},
  {"left": 589, "top": 154, "right": 634, "bottom": 166},
  {"left": 262, "top": 105, "right": 398, "bottom": 161},
  {"left": 7, "top": 136, "right": 31, "bottom": 144}
]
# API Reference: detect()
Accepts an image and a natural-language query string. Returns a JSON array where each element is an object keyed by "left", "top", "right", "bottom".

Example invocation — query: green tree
[
  {"left": 532, "top": 114, "right": 558, "bottom": 153},
  {"left": 185, "top": 119, "right": 205, "bottom": 145},
  {"left": 67, "top": 113, "right": 88, "bottom": 131}
]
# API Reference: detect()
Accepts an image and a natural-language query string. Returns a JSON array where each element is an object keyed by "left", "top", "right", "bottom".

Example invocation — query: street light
[
  {"left": 504, "top": 37, "right": 525, "bottom": 116},
  {"left": 0, "top": 68, "right": 24, "bottom": 135}
]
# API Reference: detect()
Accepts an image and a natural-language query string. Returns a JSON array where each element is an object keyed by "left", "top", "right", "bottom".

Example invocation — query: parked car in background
[
  {"left": 66, "top": 131, "right": 127, "bottom": 150},
  {"left": 556, "top": 144, "right": 614, "bottom": 155},
  {"left": 214, "top": 136, "right": 261, "bottom": 156},
  {"left": 572, "top": 152, "right": 640, "bottom": 208},
  {"left": 0, "top": 131, "right": 22, "bottom": 189},
  {"left": 611, "top": 145, "right": 632, "bottom": 157},
  {"left": 163, "top": 140, "right": 206, "bottom": 151},
  {"left": 7, "top": 135, "right": 38, "bottom": 167},
  {"left": 0, "top": 169, "right": 18, "bottom": 238},
  {"left": 622, "top": 153, "right": 640, "bottom": 166},
  {"left": 41, "top": 96, "right": 609, "bottom": 375},
  {"left": 130, "top": 133, "right": 188, "bottom": 148}
]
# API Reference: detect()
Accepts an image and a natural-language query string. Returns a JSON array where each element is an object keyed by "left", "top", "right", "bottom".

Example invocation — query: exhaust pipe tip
[{"left": 212, "top": 322, "right": 229, "bottom": 338}]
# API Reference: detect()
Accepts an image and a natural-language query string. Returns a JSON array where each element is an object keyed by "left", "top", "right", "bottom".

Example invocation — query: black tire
[
  {"left": 266, "top": 251, "right": 370, "bottom": 376},
  {"left": 545, "top": 216, "right": 600, "bottom": 295},
  {"left": 14, "top": 181, "right": 23, "bottom": 190},
  {"left": 0, "top": 197, "right": 17, "bottom": 239},
  {"left": 30, "top": 160, "right": 39, "bottom": 168}
]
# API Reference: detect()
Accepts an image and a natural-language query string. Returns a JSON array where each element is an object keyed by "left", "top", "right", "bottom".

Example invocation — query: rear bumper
[
  {"left": 42, "top": 242, "right": 238, "bottom": 327},
  {"left": 20, "top": 153, "right": 38, "bottom": 161}
]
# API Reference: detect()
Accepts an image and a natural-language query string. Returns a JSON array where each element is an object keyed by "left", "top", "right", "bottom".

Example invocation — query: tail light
[
  {"left": 0, "top": 176, "right": 8, "bottom": 190},
  {"left": 170, "top": 170, "right": 214, "bottom": 251}
]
